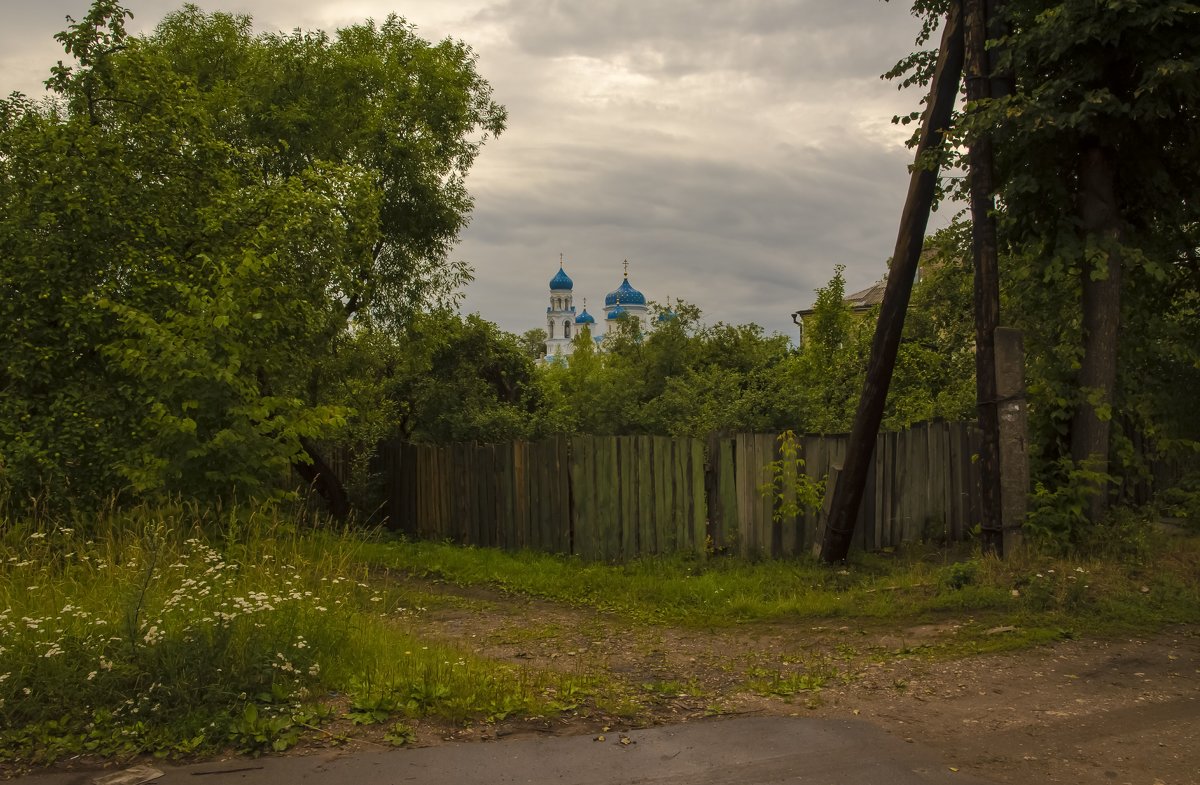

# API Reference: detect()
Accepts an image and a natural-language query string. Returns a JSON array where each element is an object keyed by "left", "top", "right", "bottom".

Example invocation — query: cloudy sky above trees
[{"left": 2, "top": 0, "right": 951, "bottom": 339}]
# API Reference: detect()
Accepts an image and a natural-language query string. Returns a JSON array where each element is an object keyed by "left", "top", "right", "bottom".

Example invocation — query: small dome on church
[
  {"left": 575, "top": 308, "right": 595, "bottom": 324},
  {"left": 549, "top": 265, "right": 573, "bottom": 291},
  {"left": 607, "top": 304, "right": 627, "bottom": 320},
  {"left": 605, "top": 277, "right": 645, "bottom": 307}
]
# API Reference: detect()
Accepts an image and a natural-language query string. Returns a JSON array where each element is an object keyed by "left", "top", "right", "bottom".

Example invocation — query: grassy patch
[
  {"left": 0, "top": 504, "right": 583, "bottom": 764},
  {"left": 360, "top": 531, "right": 1200, "bottom": 636}
]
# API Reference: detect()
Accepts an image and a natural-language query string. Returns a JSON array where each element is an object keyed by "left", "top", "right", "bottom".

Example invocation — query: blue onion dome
[
  {"left": 605, "top": 276, "right": 645, "bottom": 307},
  {"left": 549, "top": 264, "right": 573, "bottom": 291},
  {"left": 575, "top": 308, "right": 595, "bottom": 325},
  {"left": 657, "top": 310, "right": 676, "bottom": 323},
  {"left": 607, "top": 304, "right": 627, "bottom": 320}
]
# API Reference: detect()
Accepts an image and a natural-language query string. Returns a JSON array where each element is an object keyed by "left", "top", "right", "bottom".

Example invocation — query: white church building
[{"left": 543, "top": 258, "right": 652, "bottom": 359}]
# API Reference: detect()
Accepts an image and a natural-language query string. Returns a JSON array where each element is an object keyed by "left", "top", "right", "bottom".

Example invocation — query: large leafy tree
[
  {"left": 0, "top": 2, "right": 504, "bottom": 510},
  {"left": 892, "top": 0, "right": 1200, "bottom": 525},
  {"left": 145, "top": 4, "right": 505, "bottom": 327}
]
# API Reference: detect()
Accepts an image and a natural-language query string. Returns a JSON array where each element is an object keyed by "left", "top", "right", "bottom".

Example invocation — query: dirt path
[{"left": 391, "top": 574, "right": 1200, "bottom": 785}]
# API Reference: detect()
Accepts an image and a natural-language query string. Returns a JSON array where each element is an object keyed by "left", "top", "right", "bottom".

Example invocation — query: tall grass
[{"left": 0, "top": 503, "right": 574, "bottom": 764}]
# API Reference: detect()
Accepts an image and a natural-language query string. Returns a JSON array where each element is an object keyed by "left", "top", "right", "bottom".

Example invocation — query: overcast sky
[{"left": 1, "top": 0, "right": 951, "bottom": 340}]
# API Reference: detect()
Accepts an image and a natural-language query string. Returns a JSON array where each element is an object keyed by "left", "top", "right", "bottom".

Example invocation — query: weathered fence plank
[
  {"left": 597, "top": 437, "right": 620, "bottom": 561},
  {"left": 573, "top": 436, "right": 595, "bottom": 559},
  {"left": 378, "top": 423, "right": 983, "bottom": 562},
  {"left": 655, "top": 436, "right": 673, "bottom": 554},
  {"left": 619, "top": 437, "right": 636, "bottom": 560},
  {"left": 690, "top": 439, "right": 706, "bottom": 558},
  {"left": 717, "top": 437, "right": 739, "bottom": 553}
]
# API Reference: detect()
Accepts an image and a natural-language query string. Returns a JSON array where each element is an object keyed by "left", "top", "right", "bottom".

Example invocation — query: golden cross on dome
[
  {"left": 560, "top": 252, "right": 564, "bottom": 267},
  {"left": 623, "top": 258, "right": 629, "bottom": 277}
]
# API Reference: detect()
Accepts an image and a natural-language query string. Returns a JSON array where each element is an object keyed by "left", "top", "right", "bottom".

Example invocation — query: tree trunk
[
  {"left": 1070, "top": 143, "right": 1122, "bottom": 524},
  {"left": 293, "top": 437, "right": 352, "bottom": 520},
  {"left": 965, "top": 0, "right": 1004, "bottom": 555}
]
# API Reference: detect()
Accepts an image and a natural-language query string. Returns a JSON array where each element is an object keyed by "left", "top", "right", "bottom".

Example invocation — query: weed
[
  {"left": 745, "top": 668, "right": 827, "bottom": 697},
  {"left": 759, "top": 430, "right": 826, "bottom": 522},
  {"left": 938, "top": 559, "right": 980, "bottom": 590},
  {"left": 640, "top": 679, "right": 704, "bottom": 699},
  {"left": 383, "top": 722, "right": 416, "bottom": 747}
]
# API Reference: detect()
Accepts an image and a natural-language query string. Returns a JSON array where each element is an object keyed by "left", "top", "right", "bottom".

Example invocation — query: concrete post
[{"left": 995, "top": 327, "right": 1029, "bottom": 554}]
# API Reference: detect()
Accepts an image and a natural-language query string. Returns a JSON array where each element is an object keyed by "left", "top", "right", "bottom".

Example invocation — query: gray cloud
[
  {"left": 457, "top": 128, "right": 933, "bottom": 336},
  {"left": 482, "top": 0, "right": 919, "bottom": 82}
]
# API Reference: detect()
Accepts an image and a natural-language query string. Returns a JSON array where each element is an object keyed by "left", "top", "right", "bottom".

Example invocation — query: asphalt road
[{"left": 15, "top": 716, "right": 996, "bottom": 785}]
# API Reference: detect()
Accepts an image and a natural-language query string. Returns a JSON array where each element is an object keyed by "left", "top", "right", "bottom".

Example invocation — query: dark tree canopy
[{"left": 889, "top": 0, "right": 1200, "bottom": 530}]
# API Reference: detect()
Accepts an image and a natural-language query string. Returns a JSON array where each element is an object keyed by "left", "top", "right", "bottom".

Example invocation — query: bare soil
[{"left": 379, "top": 574, "right": 1200, "bottom": 785}]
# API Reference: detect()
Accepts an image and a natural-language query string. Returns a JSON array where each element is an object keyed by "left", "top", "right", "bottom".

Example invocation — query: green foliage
[
  {"left": 937, "top": 559, "right": 980, "bottom": 591},
  {"left": 889, "top": 0, "right": 1200, "bottom": 533},
  {"left": 383, "top": 310, "right": 560, "bottom": 443},
  {"left": 526, "top": 249, "right": 982, "bottom": 442},
  {"left": 519, "top": 328, "right": 549, "bottom": 360},
  {"left": 1025, "top": 458, "right": 1114, "bottom": 551},
  {"left": 538, "top": 301, "right": 800, "bottom": 436},
  {"left": 0, "top": 504, "right": 361, "bottom": 760},
  {"left": 760, "top": 431, "right": 826, "bottom": 522},
  {"left": 383, "top": 722, "right": 416, "bottom": 746},
  {"left": 363, "top": 534, "right": 1200, "bottom": 634},
  {"left": 886, "top": 224, "right": 978, "bottom": 428},
  {"left": 146, "top": 4, "right": 506, "bottom": 328},
  {"left": 789, "top": 266, "right": 874, "bottom": 433},
  {"left": 0, "top": 2, "right": 504, "bottom": 510},
  {"left": 1157, "top": 469, "right": 1200, "bottom": 530},
  {"left": 745, "top": 668, "right": 828, "bottom": 698}
]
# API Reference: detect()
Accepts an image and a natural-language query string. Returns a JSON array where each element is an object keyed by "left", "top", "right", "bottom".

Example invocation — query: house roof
[
  {"left": 791, "top": 279, "right": 886, "bottom": 321},
  {"left": 844, "top": 281, "right": 887, "bottom": 309}
]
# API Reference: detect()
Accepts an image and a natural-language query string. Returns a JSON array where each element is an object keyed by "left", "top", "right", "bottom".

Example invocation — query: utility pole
[{"left": 817, "top": 3, "right": 965, "bottom": 563}]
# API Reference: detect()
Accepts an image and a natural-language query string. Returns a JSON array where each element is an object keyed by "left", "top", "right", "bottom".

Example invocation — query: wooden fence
[{"left": 375, "top": 421, "right": 982, "bottom": 561}]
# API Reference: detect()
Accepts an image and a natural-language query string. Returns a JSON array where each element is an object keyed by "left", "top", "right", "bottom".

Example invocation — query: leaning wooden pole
[
  {"left": 964, "top": 0, "right": 1004, "bottom": 555},
  {"left": 817, "top": 2, "right": 965, "bottom": 563}
]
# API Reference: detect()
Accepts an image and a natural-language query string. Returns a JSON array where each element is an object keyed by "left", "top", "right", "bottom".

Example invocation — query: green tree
[
  {"left": 519, "top": 328, "right": 549, "bottom": 360},
  {"left": 0, "top": 2, "right": 504, "bottom": 510},
  {"left": 893, "top": 0, "right": 1200, "bottom": 526},
  {"left": 387, "top": 311, "right": 553, "bottom": 443},
  {"left": 536, "top": 301, "right": 801, "bottom": 438},
  {"left": 145, "top": 4, "right": 505, "bottom": 328},
  {"left": 789, "top": 267, "right": 872, "bottom": 433},
  {"left": 886, "top": 222, "right": 977, "bottom": 428}
]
